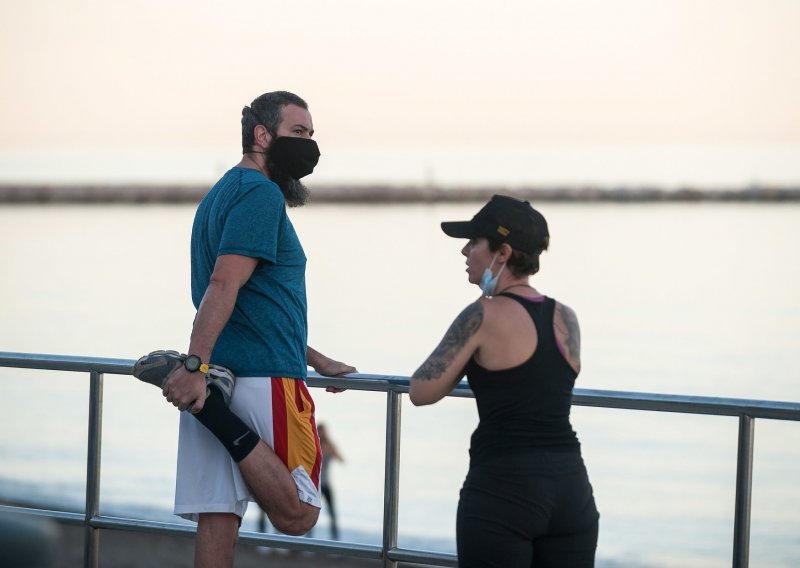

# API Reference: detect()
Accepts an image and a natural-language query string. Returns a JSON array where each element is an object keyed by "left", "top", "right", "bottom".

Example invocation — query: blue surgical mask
[{"left": 479, "top": 254, "right": 506, "bottom": 296}]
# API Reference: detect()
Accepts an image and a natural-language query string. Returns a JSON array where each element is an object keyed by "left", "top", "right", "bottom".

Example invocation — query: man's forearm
[
  {"left": 306, "top": 345, "right": 326, "bottom": 369},
  {"left": 189, "top": 279, "right": 239, "bottom": 361}
]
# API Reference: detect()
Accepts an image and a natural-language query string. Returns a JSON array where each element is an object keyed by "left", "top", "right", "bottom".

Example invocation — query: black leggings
[{"left": 456, "top": 452, "right": 599, "bottom": 568}]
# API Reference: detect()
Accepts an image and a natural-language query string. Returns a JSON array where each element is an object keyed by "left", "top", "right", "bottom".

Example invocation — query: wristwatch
[{"left": 184, "top": 354, "right": 209, "bottom": 374}]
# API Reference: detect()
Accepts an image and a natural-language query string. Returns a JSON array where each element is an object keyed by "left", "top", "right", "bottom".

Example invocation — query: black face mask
[{"left": 268, "top": 137, "right": 320, "bottom": 179}]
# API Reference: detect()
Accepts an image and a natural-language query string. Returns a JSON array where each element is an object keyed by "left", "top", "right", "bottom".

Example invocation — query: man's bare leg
[
  {"left": 177, "top": 387, "right": 320, "bottom": 535},
  {"left": 196, "top": 513, "right": 238, "bottom": 568},
  {"left": 238, "top": 440, "right": 320, "bottom": 535}
]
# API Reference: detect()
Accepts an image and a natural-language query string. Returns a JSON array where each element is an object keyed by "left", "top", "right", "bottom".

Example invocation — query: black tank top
[{"left": 465, "top": 293, "right": 580, "bottom": 461}]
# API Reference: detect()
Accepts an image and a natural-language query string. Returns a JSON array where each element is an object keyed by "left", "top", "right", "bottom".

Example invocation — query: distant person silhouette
[{"left": 317, "top": 423, "right": 344, "bottom": 540}]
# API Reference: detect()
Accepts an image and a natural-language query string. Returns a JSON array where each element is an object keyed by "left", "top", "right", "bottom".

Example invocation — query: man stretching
[{"left": 134, "top": 90, "right": 355, "bottom": 568}]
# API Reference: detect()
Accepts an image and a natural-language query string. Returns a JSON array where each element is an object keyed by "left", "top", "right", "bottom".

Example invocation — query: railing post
[
  {"left": 382, "top": 389, "right": 402, "bottom": 568},
  {"left": 732, "top": 414, "right": 754, "bottom": 568},
  {"left": 84, "top": 370, "right": 103, "bottom": 568}
]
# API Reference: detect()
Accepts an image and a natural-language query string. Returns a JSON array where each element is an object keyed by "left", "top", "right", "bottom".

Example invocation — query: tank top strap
[{"left": 496, "top": 293, "right": 557, "bottom": 348}]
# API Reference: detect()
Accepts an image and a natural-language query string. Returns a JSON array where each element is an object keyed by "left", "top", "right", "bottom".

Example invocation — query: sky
[{"left": 1, "top": 0, "right": 799, "bottom": 187}]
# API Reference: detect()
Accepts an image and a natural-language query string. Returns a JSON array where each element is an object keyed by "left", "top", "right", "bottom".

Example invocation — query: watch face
[{"left": 184, "top": 355, "right": 201, "bottom": 372}]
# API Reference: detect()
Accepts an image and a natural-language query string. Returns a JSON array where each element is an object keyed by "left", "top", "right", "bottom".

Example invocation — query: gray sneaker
[
  {"left": 132, "top": 350, "right": 236, "bottom": 405},
  {"left": 132, "top": 350, "right": 183, "bottom": 388},
  {"left": 202, "top": 363, "right": 236, "bottom": 405}
]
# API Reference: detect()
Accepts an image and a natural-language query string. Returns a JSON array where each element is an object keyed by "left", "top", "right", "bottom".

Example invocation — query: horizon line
[{"left": 1, "top": 183, "right": 799, "bottom": 204}]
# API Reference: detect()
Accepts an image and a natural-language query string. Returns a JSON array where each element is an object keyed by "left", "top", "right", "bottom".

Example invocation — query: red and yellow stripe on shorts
[{"left": 270, "top": 377, "right": 322, "bottom": 490}]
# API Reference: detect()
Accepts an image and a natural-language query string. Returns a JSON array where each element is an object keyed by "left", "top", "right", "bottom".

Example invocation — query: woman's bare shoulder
[
  {"left": 554, "top": 300, "right": 581, "bottom": 374},
  {"left": 554, "top": 300, "right": 579, "bottom": 324}
]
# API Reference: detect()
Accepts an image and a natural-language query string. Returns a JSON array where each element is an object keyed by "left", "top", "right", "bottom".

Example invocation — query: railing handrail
[
  {"left": 2, "top": 350, "right": 799, "bottom": 568},
  {"left": 2, "top": 351, "right": 798, "bottom": 419}
]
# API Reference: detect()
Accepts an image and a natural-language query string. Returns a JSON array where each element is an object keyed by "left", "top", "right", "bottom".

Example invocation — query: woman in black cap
[{"left": 409, "top": 195, "right": 599, "bottom": 567}]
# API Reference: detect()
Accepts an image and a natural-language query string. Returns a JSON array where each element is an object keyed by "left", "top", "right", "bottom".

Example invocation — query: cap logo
[{"left": 496, "top": 225, "right": 510, "bottom": 237}]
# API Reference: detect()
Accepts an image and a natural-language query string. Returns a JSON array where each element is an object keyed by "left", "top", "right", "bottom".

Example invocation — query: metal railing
[{"left": 1, "top": 351, "right": 799, "bottom": 568}]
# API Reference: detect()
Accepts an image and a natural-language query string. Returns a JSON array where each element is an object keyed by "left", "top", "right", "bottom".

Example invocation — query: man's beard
[{"left": 267, "top": 159, "right": 310, "bottom": 207}]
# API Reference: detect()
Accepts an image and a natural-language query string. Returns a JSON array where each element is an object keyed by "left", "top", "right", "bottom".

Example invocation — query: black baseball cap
[{"left": 440, "top": 195, "right": 549, "bottom": 254}]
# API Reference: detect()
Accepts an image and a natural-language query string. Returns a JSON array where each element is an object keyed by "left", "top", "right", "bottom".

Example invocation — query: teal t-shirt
[{"left": 190, "top": 167, "right": 308, "bottom": 379}]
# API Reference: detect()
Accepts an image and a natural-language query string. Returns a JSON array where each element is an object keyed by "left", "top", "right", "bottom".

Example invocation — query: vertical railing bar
[
  {"left": 732, "top": 414, "right": 754, "bottom": 568},
  {"left": 84, "top": 370, "right": 103, "bottom": 568},
  {"left": 382, "top": 388, "right": 402, "bottom": 568}
]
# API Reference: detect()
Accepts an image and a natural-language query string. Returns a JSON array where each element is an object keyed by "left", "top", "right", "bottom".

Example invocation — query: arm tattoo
[
  {"left": 413, "top": 303, "right": 483, "bottom": 381},
  {"left": 562, "top": 306, "right": 581, "bottom": 366}
]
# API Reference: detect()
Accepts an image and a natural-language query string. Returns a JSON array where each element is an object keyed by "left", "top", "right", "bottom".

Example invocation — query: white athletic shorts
[{"left": 174, "top": 376, "right": 323, "bottom": 522}]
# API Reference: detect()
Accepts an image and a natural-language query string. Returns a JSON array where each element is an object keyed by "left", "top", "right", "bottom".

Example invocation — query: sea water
[{"left": 1, "top": 202, "right": 799, "bottom": 567}]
